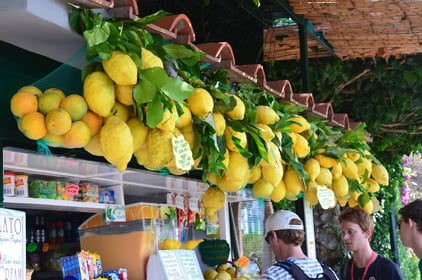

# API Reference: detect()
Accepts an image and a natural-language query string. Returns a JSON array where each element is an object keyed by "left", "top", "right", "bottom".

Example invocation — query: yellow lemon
[
  {"left": 212, "top": 112, "right": 226, "bottom": 136},
  {"left": 262, "top": 164, "right": 284, "bottom": 187},
  {"left": 156, "top": 102, "right": 177, "bottom": 132},
  {"left": 181, "top": 124, "right": 195, "bottom": 149},
  {"left": 186, "top": 88, "right": 214, "bottom": 118},
  {"left": 255, "top": 123, "right": 275, "bottom": 142},
  {"left": 102, "top": 50, "right": 137, "bottom": 85},
  {"left": 284, "top": 167, "right": 303, "bottom": 196},
  {"left": 357, "top": 157, "right": 372, "bottom": 177},
  {"left": 347, "top": 151, "right": 361, "bottom": 162},
  {"left": 226, "top": 151, "right": 249, "bottom": 182},
  {"left": 126, "top": 117, "right": 149, "bottom": 152},
  {"left": 224, "top": 126, "right": 247, "bottom": 152},
  {"left": 304, "top": 191, "right": 319, "bottom": 206},
  {"left": 182, "top": 239, "right": 204, "bottom": 250},
  {"left": 304, "top": 158, "right": 320, "bottom": 181},
  {"left": 315, "top": 167, "right": 333, "bottom": 186},
  {"left": 84, "top": 71, "right": 115, "bottom": 117},
  {"left": 100, "top": 116, "right": 133, "bottom": 172},
  {"left": 256, "top": 105, "right": 279, "bottom": 125},
  {"left": 289, "top": 115, "right": 311, "bottom": 133},
  {"left": 341, "top": 157, "right": 359, "bottom": 180},
  {"left": 331, "top": 162, "right": 343, "bottom": 179},
  {"left": 159, "top": 239, "right": 181, "bottom": 250},
  {"left": 331, "top": 174, "right": 349, "bottom": 197},
  {"left": 115, "top": 84, "right": 134, "bottom": 106},
  {"left": 270, "top": 180, "right": 286, "bottom": 203},
  {"left": 84, "top": 134, "right": 103, "bottom": 156},
  {"left": 260, "top": 141, "right": 281, "bottom": 168},
  {"left": 140, "top": 48, "right": 164, "bottom": 70},
  {"left": 105, "top": 101, "right": 130, "bottom": 123},
  {"left": 203, "top": 186, "right": 225, "bottom": 210},
  {"left": 248, "top": 165, "right": 262, "bottom": 184},
  {"left": 176, "top": 102, "right": 192, "bottom": 129},
  {"left": 365, "top": 178, "right": 380, "bottom": 193},
  {"left": 252, "top": 179, "right": 274, "bottom": 199},
  {"left": 63, "top": 121, "right": 91, "bottom": 148},
  {"left": 315, "top": 148, "right": 338, "bottom": 168},
  {"left": 292, "top": 132, "right": 310, "bottom": 158},
  {"left": 226, "top": 94, "right": 245, "bottom": 120},
  {"left": 371, "top": 163, "right": 389, "bottom": 186},
  {"left": 146, "top": 128, "right": 175, "bottom": 168}
]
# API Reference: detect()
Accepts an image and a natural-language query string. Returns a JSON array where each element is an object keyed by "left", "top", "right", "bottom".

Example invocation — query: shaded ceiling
[{"left": 263, "top": 0, "right": 422, "bottom": 61}]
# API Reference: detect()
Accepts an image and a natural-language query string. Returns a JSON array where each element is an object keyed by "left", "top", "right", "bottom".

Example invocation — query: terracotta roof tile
[{"left": 103, "top": 6, "right": 359, "bottom": 130}]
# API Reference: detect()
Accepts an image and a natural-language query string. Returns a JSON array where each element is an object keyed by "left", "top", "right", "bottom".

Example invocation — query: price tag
[
  {"left": 105, "top": 205, "right": 126, "bottom": 222},
  {"left": 167, "top": 192, "right": 176, "bottom": 205},
  {"left": 172, "top": 135, "right": 194, "bottom": 171},
  {"left": 175, "top": 194, "right": 185, "bottom": 210},
  {"left": 189, "top": 196, "right": 201, "bottom": 212},
  {"left": 317, "top": 186, "right": 336, "bottom": 209}
]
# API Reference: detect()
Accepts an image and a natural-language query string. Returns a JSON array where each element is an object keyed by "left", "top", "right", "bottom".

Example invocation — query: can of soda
[{"left": 118, "top": 267, "right": 128, "bottom": 280}]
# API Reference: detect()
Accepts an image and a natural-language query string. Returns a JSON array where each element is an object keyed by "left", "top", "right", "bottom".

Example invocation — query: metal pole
[{"left": 390, "top": 206, "right": 400, "bottom": 265}]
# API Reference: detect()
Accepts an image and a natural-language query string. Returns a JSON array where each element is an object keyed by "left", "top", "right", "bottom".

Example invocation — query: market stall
[{"left": 0, "top": 1, "right": 390, "bottom": 280}]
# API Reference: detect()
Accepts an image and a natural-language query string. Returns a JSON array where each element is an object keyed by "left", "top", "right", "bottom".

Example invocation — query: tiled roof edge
[{"left": 142, "top": 13, "right": 356, "bottom": 130}]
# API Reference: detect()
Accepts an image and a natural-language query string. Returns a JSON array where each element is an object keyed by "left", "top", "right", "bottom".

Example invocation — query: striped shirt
[{"left": 260, "top": 257, "right": 339, "bottom": 280}]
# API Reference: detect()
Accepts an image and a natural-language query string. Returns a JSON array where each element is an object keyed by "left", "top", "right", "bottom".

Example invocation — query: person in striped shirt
[{"left": 260, "top": 210, "right": 339, "bottom": 280}]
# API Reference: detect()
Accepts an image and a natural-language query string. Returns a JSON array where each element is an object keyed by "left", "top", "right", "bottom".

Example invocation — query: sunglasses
[{"left": 265, "top": 231, "right": 273, "bottom": 244}]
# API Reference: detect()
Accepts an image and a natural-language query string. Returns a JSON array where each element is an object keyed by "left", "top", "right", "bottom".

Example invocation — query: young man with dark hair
[
  {"left": 398, "top": 199, "right": 422, "bottom": 279},
  {"left": 339, "top": 207, "right": 404, "bottom": 280},
  {"left": 260, "top": 210, "right": 339, "bottom": 279}
]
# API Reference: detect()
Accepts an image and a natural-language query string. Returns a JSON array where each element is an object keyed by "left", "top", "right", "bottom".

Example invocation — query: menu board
[
  {"left": 146, "top": 250, "right": 204, "bottom": 280},
  {"left": 0, "top": 208, "right": 26, "bottom": 280}
]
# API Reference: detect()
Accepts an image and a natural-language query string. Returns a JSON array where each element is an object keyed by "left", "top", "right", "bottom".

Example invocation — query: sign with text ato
[{"left": 0, "top": 208, "right": 26, "bottom": 280}]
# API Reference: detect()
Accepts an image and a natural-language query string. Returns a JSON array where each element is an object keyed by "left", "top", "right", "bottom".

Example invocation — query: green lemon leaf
[
  {"left": 133, "top": 10, "right": 170, "bottom": 25},
  {"left": 134, "top": 79, "right": 156, "bottom": 104},
  {"left": 161, "top": 79, "right": 194, "bottom": 102},
  {"left": 83, "top": 23, "right": 110, "bottom": 48},
  {"left": 146, "top": 94, "right": 164, "bottom": 128},
  {"left": 141, "top": 67, "right": 170, "bottom": 89}
]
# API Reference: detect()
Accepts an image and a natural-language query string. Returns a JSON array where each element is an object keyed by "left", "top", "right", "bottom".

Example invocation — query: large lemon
[
  {"left": 256, "top": 105, "right": 279, "bottom": 125},
  {"left": 203, "top": 186, "right": 225, "bottom": 210},
  {"left": 224, "top": 127, "right": 247, "bottom": 152},
  {"left": 126, "top": 117, "right": 149, "bottom": 152},
  {"left": 212, "top": 112, "right": 226, "bottom": 136},
  {"left": 102, "top": 50, "right": 137, "bottom": 85},
  {"left": 270, "top": 180, "right": 286, "bottom": 203},
  {"left": 289, "top": 115, "right": 311, "bottom": 133},
  {"left": 146, "top": 128, "right": 175, "bottom": 168},
  {"left": 332, "top": 174, "right": 349, "bottom": 197},
  {"left": 371, "top": 163, "right": 389, "bottom": 186},
  {"left": 186, "top": 88, "right": 214, "bottom": 118},
  {"left": 100, "top": 116, "right": 133, "bottom": 172},
  {"left": 176, "top": 102, "right": 192, "bottom": 129},
  {"left": 252, "top": 178, "right": 274, "bottom": 199},
  {"left": 140, "top": 48, "right": 164, "bottom": 70},
  {"left": 304, "top": 158, "right": 320, "bottom": 181},
  {"left": 341, "top": 157, "right": 359, "bottom": 180},
  {"left": 284, "top": 167, "right": 303, "bottom": 196},
  {"left": 84, "top": 72, "right": 115, "bottom": 117},
  {"left": 225, "top": 94, "right": 245, "bottom": 120}
]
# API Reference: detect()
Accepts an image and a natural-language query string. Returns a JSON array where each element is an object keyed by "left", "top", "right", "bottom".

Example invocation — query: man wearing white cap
[{"left": 261, "top": 210, "right": 339, "bottom": 279}]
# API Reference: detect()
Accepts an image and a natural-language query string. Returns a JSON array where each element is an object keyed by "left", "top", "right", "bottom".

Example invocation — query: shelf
[
  {"left": 3, "top": 147, "right": 257, "bottom": 213},
  {"left": 3, "top": 196, "right": 108, "bottom": 213}
]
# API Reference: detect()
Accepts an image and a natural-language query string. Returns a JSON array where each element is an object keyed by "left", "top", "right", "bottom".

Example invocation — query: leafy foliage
[{"left": 269, "top": 55, "right": 422, "bottom": 275}]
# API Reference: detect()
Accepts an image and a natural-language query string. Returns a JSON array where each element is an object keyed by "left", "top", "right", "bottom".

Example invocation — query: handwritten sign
[
  {"left": 317, "top": 186, "right": 336, "bottom": 209},
  {"left": 0, "top": 208, "right": 26, "bottom": 280},
  {"left": 172, "top": 135, "right": 194, "bottom": 171},
  {"left": 146, "top": 250, "right": 204, "bottom": 280}
]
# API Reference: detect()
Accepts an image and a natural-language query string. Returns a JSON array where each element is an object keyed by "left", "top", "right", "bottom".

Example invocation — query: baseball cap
[{"left": 265, "top": 210, "right": 304, "bottom": 233}]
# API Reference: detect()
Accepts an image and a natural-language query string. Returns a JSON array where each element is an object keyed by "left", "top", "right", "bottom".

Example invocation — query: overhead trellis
[{"left": 264, "top": 0, "right": 422, "bottom": 61}]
